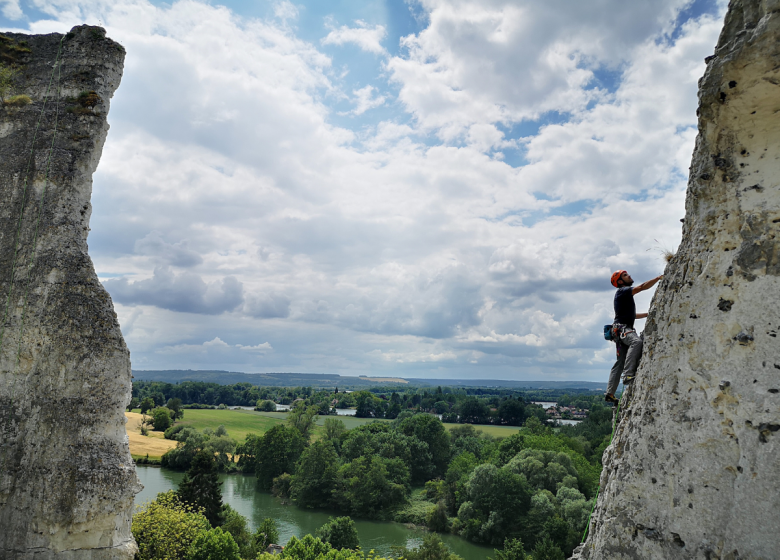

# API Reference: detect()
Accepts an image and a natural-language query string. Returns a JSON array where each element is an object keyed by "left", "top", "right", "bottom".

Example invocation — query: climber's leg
[
  {"left": 621, "top": 331, "right": 644, "bottom": 383},
  {"left": 606, "top": 342, "right": 625, "bottom": 399}
]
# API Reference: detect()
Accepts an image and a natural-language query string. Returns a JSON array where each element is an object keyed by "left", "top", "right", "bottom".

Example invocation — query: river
[{"left": 135, "top": 465, "right": 493, "bottom": 560}]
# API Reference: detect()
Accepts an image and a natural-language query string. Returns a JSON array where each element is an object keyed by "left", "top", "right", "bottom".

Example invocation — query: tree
[
  {"left": 434, "top": 401, "right": 450, "bottom": 415},
  {"left": 337, "top": 455, "right": 409, "bottom": 518},
  {"left": 206, "top": 435, "right": 237, "bottom": 469},
  {"left": 354, "top": 391, "right": 379, "bottom": 418},
  {"left": 161, "top": 428, "right": 206, "bottom": 471},
  {"left": 530, "top": 537, "right": 565, "bottom": 560},
  {"left": 340, "top": 423, "right": 432, "bottom": 484},
  {"left": 398, "top": 413, "right": 451, "bottom": 477},
  {"left": 127, "top": 397, "right": 140, "bottom": 411},
  {"left": 524, "top": 416, "right": 546, "bottom": 434},
  {"left": 131, "top": 491, "right": 210, "bottom": 560},
  {"left": 463, "top": 464, "right": 532, "bottom": 544},
  {"left": 426, "top": 500, "right": 449, "bottom": 533},
  {"left": 291, "top": 440, "right": 341, "bottom": 508},
  {"left": 458, "top": 397, "right": 489, "bottom": 424},
  {"left": 256, "top": 399, "right": 277, "bottom": 412},
  {"left": 316, "top": 516, "right": 360, "bottom": 550},
  {"left": 151, "top": 407, "right": 172, "bottom": 431},
  {"left": 253, "top": 518, "right": 279, "bottom": 551},
  {"left": 177, "top": 450, "right": 224, "bottom": 527},
  {"left": 324, "top": 417, "right": 346, "bottom": 445},
  {"left": 505, "top": 450, "right": 578, "bottom": 494},
  {"left": 167, "top": 397, "right": 184, "bottom": 420},
  {"left": 235, "top": 433, "right": 260, "bottom": 473},
  {"left": 498, "top": 398, "right": 525, "bottom": 426},
  {"left": 489, "top": 538, "right": 527, "bottom": 560},
  {"left": 188, "top": 527, "right": 241, "bottom": 560},
  {"left": 446, "top": 451, "right": 479, "bottom": 512},
  {"left": 140, "top": 397, "right": 155, "bottom": 414},
  {"left": 220, "top": 505, "right": 253, "bottom": 558},
  {"left": 519, "top": 492, "right": 556, "bottom": 548},
  {"left": 253, "top": 425, "right": 306, "bottom": 489},
  {"left": 287, "top": 403, "right": 319, "bottom": 439},
  {"left": 542, "top": 516, "right": 575, "bottom": 557}
]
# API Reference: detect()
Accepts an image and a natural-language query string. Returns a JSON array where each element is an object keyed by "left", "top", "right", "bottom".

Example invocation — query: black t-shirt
[{"left": 614, "top": 286, "right": 636, "bottom": 328}]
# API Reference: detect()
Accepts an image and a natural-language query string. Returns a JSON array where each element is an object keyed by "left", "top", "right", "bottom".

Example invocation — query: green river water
[{"left": 135, "top": 465, "right": 493, "bottom": 560}]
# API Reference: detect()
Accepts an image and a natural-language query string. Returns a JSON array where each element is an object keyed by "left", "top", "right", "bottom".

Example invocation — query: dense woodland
[{"left": 136, "top": 380, "right": 613, "bottom": 559}]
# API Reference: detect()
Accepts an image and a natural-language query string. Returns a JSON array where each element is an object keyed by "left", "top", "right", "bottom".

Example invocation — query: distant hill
[
  {"left": 414, "top": 379, "right": 607, "bottom": 390},
  {"left": 131, "top": 370, "right": 416, "bottom": 388},
  {"left": 131, "top": 370, "right": 606, "bottom": 390}
]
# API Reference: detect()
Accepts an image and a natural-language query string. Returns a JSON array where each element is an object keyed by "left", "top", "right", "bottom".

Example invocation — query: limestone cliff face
[
  {"left": 574, "top": 2, "right": 780, "bottom": 559},
  {"left": 0, "top": 26, "right": 139, "bottom": 558}
]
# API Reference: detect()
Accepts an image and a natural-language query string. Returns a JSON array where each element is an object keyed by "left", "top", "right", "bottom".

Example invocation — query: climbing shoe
[
  {"left": 604, "top": 393, "right": 619, "bottom": 406},
  {"left": 623, "top": 375, "right": 635, "bottom": 385}
]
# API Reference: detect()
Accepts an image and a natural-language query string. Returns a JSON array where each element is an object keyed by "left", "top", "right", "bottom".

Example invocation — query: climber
[{"left": 604, "top": 270, "right": 663, "bottom": 405}]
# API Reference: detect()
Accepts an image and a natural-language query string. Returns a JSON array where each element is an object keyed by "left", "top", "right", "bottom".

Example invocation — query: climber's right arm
[{"left": 632, "top": 275, "right": 663, "bottom": 296}]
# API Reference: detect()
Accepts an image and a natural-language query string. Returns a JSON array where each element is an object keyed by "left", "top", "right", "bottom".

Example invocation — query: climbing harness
[
  {"left": 581, "top": 398, "right": 621, "bottom": 543},
  {"left": 0, "top": 35, "right": 64, "bottom": 398}
]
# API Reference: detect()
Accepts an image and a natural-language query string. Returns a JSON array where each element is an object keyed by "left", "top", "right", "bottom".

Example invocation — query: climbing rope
[
  {"left": 581, "top": 397, "right": 622, "bottom": 543},
  {"left": 0, "top": 36, "right": 64, "bottom": 395}
]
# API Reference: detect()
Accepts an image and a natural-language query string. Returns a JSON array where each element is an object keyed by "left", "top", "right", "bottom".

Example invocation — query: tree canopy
[{"left": 177, "top": 450, "right": 224, "bottom": 527}]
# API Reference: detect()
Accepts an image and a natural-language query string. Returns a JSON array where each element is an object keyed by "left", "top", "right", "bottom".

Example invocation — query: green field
[
  {"left": 442, "top": 423, "right": 523, "bottom": 438},
  {"left": 173, "top": 409, "right": 285, "bottom": 442},
  {"left": 164, "top": 409, "right": 523, "bottom": 443}
]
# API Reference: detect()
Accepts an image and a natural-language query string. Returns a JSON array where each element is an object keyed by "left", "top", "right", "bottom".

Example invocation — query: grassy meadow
[{"left": 125, "top": 407, "right": 525, "bottom": 460}]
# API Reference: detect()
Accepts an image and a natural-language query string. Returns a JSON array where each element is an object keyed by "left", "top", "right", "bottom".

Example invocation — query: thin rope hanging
[{"left": 0, "top": 36, "right": 64, "bottom": 391}]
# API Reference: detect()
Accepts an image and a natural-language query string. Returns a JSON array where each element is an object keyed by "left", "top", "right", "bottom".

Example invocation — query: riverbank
[{"left": 135, "top": 465, "right": 493, "bottom": 560}]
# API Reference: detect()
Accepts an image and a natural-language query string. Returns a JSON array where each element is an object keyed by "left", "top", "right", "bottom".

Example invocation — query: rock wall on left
[{"left": 0, "top": 26, "right": 139, "bottom": 559}]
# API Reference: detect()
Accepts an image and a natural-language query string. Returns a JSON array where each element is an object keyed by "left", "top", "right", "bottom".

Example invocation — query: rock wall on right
[{"left": 574, "top": 1, "right": 780, "bottom": 559}]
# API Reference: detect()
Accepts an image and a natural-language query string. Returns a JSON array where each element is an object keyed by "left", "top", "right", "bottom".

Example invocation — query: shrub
[
  {"left": 151, "top": 407, "right": 172, "bottom": 431},
  {"left": 253, "top": 518, "right": 279, "bottom": 551},
  {"left": 164, "top": 424, "right": 186, "bottom": 440},
  {"left": 187, "top": 527, "right": 240, "bottom": 560},
  {"left": 256, "top": 399, "right": 277, "bottom": 412},
  {"left": 530, "top": 537, "right": 565, "bottom": 560},
  {"left": 394, "top": 493, "right": 436, "bottom": 525},
  {"left": 316, "top": 516, "right": 360, "bottom": 550},
  {"left": 271, "top": 473, "right": 292, "bottom": 498},
  {"left": 0, "top": 63, "right": 19, "bottom": 103},
  {"left": 489, "top": 538, "right": 527, "bottom": 560},
  {"left": 220, "top": 505, "right": 252, "bottom": 557},
  {"left": 5, "top": 94, "right": 30, "bottom": 106},
  {"left": 131, "top": 491, "right": 210, "bottom": 560},
  {"left": 394, "top": 533, "right": 463, "bottom": 560},
  {"left": 78, "top": 90, "right": 99, "bottom": 107}
]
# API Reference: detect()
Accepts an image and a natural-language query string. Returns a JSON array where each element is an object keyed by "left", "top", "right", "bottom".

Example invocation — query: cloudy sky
[{"left": 2, "top": 0, "right": 727, "bottom": 380}]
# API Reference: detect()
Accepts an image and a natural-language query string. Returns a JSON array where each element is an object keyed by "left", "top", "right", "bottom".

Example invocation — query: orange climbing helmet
[{"left": 611, "top": 270, "right": 627, "bottom": 288}]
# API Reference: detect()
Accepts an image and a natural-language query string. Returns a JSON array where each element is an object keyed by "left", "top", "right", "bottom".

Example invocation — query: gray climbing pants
[{"left": 607, "top": 330, "right": 644, "bottom": 395}]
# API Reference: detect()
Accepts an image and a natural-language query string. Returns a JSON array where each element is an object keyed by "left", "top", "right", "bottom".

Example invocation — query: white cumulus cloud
[{"left": 322, "top": 20, "right": 387, "bottom": 55}]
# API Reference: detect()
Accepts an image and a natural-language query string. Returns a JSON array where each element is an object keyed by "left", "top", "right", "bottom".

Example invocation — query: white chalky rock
[
  {"left": 573, "top": 1, "right": 780, "bottom": 558},
  {"left": 0, "top": 26, "right": 139, "bottom": 558}
]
